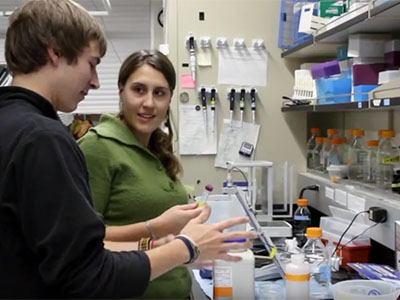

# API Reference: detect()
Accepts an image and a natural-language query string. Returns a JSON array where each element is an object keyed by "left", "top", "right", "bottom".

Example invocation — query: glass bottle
[
  {"left": 311, "top": 137, "right": 324, "bottom": 171},
  {"left": 377, "top": 130, "right": 399, "bottom": 189},
  {"left": 363, "top": 140, "right": 379, "bottom": 184},
  {"left": 307, "top": 128, "right": 320, "bottom": 169},
  {"left": 348, "top": 129, "right": 367, "bottom": 181},
  {"left": 321, "top": 128, "right": 338, "bottom": 171},
  {"left": 327, "top": 138, "right": 343, "bottom": 166},
  {"left": 293, "top": 199, "right": 312, "bottom": 247},
  {"left": 302, "top": 227, "right": 331, "bottom": 300}
]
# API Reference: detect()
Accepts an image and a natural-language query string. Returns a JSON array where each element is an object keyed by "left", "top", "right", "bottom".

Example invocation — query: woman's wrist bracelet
[
  {"left": 174, "top": 234, "right": 200, "bottom": 264},
  {"left": 145, "top": 220, "right": 159, "bottom": 239}
]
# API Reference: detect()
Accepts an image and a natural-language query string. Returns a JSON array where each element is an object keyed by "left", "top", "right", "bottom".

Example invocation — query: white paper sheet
[
  {"left": 179, "top": 104, "right": 217, "bottom": 155},
  {"left": 198, "top": 48, "right": 212, "bottom": 66},
  {"left": 215, "top": 119, "right": 260, "bottom": 168},
  {"left": 217, "top": 47, "right": 267, "bottom": 86}
]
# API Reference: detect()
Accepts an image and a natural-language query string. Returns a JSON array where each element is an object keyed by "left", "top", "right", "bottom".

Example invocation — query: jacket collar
[
  {"left": 0, "top": 86, "right": 59, "bottom": 120},
  {"left": 92, "top": 114, "right": 148, "bottom": 150}
]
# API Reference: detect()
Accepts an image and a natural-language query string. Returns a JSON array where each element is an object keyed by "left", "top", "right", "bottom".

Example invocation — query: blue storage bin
[
  {"left": 316, "top": 76, "right": 352, "bottom": 104},
  {"left": 278, "top": 0, "right": 318, "bottom": 49},
  {"left": 353, "top": 84, "right": 378, "bottom": 102}
]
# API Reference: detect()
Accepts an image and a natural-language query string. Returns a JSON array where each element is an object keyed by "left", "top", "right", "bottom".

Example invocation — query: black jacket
[{"left": 0, "top": 86, "right": 150, "bottom": 299}]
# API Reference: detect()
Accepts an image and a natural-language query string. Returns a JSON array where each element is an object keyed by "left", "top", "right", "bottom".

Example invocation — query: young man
[{"left": 0, "top": 0, "right": 254, "bottom": 298}]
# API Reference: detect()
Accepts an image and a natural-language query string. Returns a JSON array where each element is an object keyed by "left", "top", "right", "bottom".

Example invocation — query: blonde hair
[{"left": 5, "top": 0, "right": 107, "bottom": 75}]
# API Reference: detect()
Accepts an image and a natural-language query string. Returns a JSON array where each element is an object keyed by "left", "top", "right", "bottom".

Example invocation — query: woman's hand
[
  {"left": 150, "top": 202, "right": 203, "bottom": 237},
  {"left": 180, "top": 205, "right": 258, "bottom": 262}
]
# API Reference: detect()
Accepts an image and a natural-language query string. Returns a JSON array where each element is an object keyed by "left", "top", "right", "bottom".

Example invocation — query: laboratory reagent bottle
[
  {"left": 310, "top": 137, "right": 324, "bottom": 171},
  {"left": 213, "top": 240, "right": 255, "bottom": 300},
  {"left": 302, "top": 227, "right": 331, "bottom": 300},
  {"left": 348, "top": 129, "right": 367, "bottom": 181},
  {"left": 377, "top": 130, "right": 399, "bottom": 189},
  {"left": 307, "top": 128, "right": 320, "bottom": 169},
  {"left": 321, "top": 128, "right": 338, "bottom": 171},
  {"left": 285, "top": 253, "right": 310, "bottom": 300},
  {"left": 293, "top": 199, "right": 311, "bottom": 247},
  {"left": 327, "top": 138, "right": 343, "bottom": 166},
  {"left": 363, "top": 140, "right": 379, "bottom": 184}
]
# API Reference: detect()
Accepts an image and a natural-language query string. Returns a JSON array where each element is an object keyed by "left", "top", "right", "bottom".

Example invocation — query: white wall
[{"left": 166, "top": 0, "right": 306, "bottom": 200}]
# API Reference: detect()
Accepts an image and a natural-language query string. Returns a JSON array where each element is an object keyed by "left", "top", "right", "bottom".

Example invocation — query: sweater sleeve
[
  {"left": 78, "top": 131, "right": 112, "bottom": 217},
  {"left": 14, "top": 129, "right": 150, "bottom": 298}
]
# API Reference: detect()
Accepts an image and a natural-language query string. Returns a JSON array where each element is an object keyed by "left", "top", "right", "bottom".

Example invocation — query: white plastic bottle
[
  {"left": 213, "top": 243, "right": 255, "bottom": 300},
  {"left": 285, "top": 253, "right": 310, "bottom": 300}
]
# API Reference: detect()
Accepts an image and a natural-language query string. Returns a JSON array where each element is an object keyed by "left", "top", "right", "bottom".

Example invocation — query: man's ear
[{"left": 47, "top": 47, "right": 60, "bottom": 65}]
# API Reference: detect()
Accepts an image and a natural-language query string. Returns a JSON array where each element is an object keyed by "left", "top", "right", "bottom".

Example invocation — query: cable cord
[
  {"left": 331, "top": 210, "right": 368, "bottom": 257},
  {"left": 338, "top": 222, "right": 380, "bottom": 252},
  {"left": 298, "top": 184, "right": 319, "bottom": 199}
]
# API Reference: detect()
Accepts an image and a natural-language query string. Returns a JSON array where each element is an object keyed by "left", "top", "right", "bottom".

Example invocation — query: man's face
[{"left": 54, "top": 41, "right": 101, "bottom": 112}]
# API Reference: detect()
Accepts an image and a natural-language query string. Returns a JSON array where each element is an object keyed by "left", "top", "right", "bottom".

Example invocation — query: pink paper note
[{"left": 181, "top": 74, "right": 196, "bottom": 89}]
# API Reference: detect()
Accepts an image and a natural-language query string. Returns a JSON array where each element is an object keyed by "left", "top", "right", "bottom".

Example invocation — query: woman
[{"left": 79, "top": 50, "right": 199, "bottom": 299}]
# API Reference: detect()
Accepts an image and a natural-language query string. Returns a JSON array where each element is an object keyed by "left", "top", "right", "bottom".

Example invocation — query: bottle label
[
  {"left": 214, "top": 267, "right": 233, "bottom": 298},
  {"left": 319, "top": 265, "right": 331, "bottom": 281},
  {"left": 285, "top": 274, "right": 310, "bottom": 281},
  {"left": 382, "top": 156, "right": 400, "bottom": 164},
  {"left": 294, "top": 216, "right": 310, "bottom": 221}
]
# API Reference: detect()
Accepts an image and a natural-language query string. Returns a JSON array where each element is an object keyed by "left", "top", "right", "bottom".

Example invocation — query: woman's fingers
[
  {"left": 214, "top": 216, "right": 249, "bottom": 232},
  {"left": 188, "top": 205, "right": 211, "bottom": 224}
]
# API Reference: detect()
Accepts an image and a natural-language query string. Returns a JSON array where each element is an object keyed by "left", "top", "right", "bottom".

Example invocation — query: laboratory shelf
[
  {"left": 298, "top": 172, "right": 400, "bottom": 250},
  {"left": 314, "top": 101, "right": 369, "bottom": 112},
  {"left": 281, "top": 105, "right": 314, "bottom": 112},
  {"left": 281, "top": 100, "right": 369, "bottom": 112},
  {"left": 370, "top": 97, "right": 400, "bottom": 109},
  {"left": 281, "top": 0, "right": 400, "bottom": 58}
]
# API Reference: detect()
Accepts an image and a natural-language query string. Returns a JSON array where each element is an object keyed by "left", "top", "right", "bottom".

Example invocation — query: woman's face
[{"left": 120, "top": 64, "right": 171, "bottom": 146}]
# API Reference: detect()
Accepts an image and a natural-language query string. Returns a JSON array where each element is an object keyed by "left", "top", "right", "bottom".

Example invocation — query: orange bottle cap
[
  {"left": 315, "top": 137, "right": 324, "bottom": 143},
  {"left": 354, "top": 129, "right": 365, "bottom": 136},
  {"left": 306, "top": 227, "right": 322, "bottom": 238},
  {"left": 327, "top": 128, "right": 338, "bottom": 135},
  {"left": 382, "top": 130, "right": 395, "bottom": 138},
  {"left": 367, "top": 140, "right": 379, "bottom": 147},
  {"left": 297, "top": 199, "right": 308, "bottom": 206},
  {"left": 311, "top": 128, "right": 320, "bottom": 134},
  {"left": 349, "top": 129, "right": 356, "bottom": 135},
  {"left": 330, "top": 138, "right": 342, "bottom": 145}
]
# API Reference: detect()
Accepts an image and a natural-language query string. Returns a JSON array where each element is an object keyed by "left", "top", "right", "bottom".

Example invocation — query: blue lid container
[{"left": 311, "top": 60, "right": 341, "bottom": 79}]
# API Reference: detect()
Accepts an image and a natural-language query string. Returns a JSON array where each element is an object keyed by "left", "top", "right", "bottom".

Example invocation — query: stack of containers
[
  {"left": 311, "top": 60, "right": 352, "bottom": 104},
  {"left": 375, "top": 40, "right": 400, "bottom": 88},
  {"left": 384, "top": 39, "right": 400, "bottom": 69},
  {"left": 348, "top": 33, "right": 390, "bottom": 101}
]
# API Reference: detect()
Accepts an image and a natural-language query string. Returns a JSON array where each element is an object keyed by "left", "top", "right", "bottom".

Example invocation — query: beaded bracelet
[
  {"left": 175, "top": 234, "right": 200, "bottom": 264},
  {"left": 138, "top": 237, "right": 152, "bottom": 251}
]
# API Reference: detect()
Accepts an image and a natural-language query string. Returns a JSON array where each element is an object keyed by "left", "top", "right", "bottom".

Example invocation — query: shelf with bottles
[
  {"left": 298, "top": 171, "right": 400, "bottom": 250},
  {"left": 281, "top": 0, "right": 400, "bottom": 58},
  {"left": 281, "top": 99, "right": 369, "bottom": 112},
  {"left": 281, "top": 96, "right": 400, "bottom": 112}
]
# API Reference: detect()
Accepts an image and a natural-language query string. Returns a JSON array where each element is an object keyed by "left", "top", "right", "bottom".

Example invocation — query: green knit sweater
[{"left": 78, "top": 114, "right": 191, "bottom": 299}]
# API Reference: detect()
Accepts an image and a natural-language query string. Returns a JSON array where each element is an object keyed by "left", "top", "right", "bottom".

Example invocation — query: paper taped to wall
[
  {"left": 179, "top": 104, "right": 217, "bottom": 155},
  {"left": 217, "top": 47, "right": 267, "bottom": 86}
]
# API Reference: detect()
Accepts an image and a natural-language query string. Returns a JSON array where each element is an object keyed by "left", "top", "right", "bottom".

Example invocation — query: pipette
[
  {"left": 239, "top": 88, "right": 245, "bottom": 127},
  {"left": 210, "top": 88, "right": 216, "bottom": 133},
  {"left": 229, "top": 88, "right": 235, "bottom": 127},
  {"left": 188, "top": 36, "right": 196, "bottom": 82},
  {"left": 250, "top": 88, "right": 256, "bottom": 124},
  {"left": 226, "top": 185, "right": 285, "bottom": 278},
  {"left": 197, "top": 184, "right": 214, "bottom": 207},
  {"left": 200, "top": 87, "right": 208, "bottom": 132}
]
